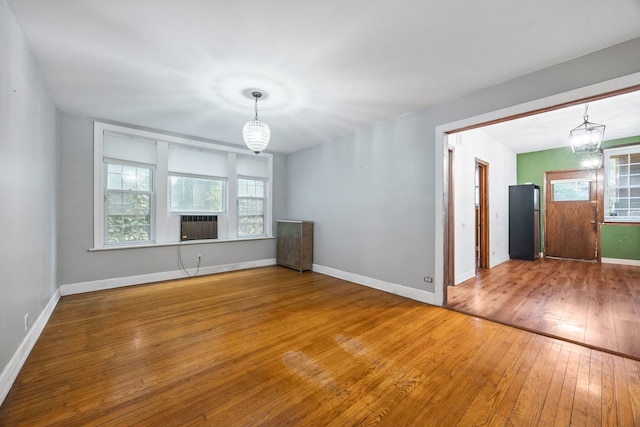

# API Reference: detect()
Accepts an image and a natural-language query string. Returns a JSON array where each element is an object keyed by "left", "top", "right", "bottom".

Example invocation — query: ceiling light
[
  {"left": 580, "top": 149, "right": 603, "bottom": 170},
  {"left": 569, "top": 104, "right": 605, "bottom": 154},
  {"left": 242, "top": 91, "right": 270, "bottom": 154}
]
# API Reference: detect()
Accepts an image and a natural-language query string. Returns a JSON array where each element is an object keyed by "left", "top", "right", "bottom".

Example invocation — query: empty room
[{"left": 1, "top": 1, "right": 640, "bottom": 425}]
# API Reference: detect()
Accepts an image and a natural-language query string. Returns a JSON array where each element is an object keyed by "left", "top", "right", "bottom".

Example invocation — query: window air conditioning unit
[{"left": 180, "top": 215, "right": 218, "bottom": 241}]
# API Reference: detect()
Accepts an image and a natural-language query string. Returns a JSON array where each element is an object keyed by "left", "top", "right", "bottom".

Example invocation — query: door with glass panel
[{"left": 545, "top": 170, "right": 598, "bottom": 260}]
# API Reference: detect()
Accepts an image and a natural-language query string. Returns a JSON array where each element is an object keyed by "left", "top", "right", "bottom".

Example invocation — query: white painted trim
[
  {"left": 601, "top": 257, "right": 640, "bottom": 266},
  {"left": 88, "top": 236, "right": 274, "bottom": 252},
  {"left": 0, "top": 289, "right": 60, "bottom": 406},
  {"left": 60, "top": 258, "right": 277, "bottom": 296},
  {"left": 313, "top": 264, "right": 436, "bottom": 305},
  {"left": 93, "top": 121, "right": 275, "bottom": 250}
]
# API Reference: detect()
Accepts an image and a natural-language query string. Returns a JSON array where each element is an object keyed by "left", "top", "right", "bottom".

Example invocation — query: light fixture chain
[
  {"left": 583, "top": 103, "right": 589, "bottom": 122},
  {"left": 254, "top": 96, "right": 259, "bottom": 120}
]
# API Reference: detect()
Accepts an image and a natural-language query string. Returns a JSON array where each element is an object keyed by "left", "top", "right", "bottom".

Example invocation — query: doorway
[
  {"left": 445, "top": 147, "right": 455, "bottom": 287},
  {"left": 475, "top": 160, "right": 489, "bottom": 270},
  {"left": 545, "top": 169, "right": 599, "bottom": 260}
]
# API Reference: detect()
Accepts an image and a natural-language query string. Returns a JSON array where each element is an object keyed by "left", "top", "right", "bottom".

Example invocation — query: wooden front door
[{"left": 545, "top": 170, "right": 598, "bottom": 260}]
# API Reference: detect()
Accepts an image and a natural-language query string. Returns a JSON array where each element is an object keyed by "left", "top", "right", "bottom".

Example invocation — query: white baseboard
[
  {"left": 312, "top": 264, "right": 436, "bottom": 305},
  {"left": 455, "top": 270, "right": 476, "bottom": 286},
  {"left": 601, "top": 257, "right": 640, "bottom": 266},
  {"left": 490, "top": 255, "right": 510, "bottom": 268},
  {"left": 0, "top": 289, "right": 60, "bottom": 406},
  {"left": 60, "top": 258, "right": 277, "bottom": 296}
]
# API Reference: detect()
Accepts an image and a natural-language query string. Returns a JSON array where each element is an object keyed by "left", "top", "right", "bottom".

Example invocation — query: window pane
[
  {"left": 106, "top": 192, "right": 151, "bottom": 243},
  {"left": 238, "top": 201, "right": 264, "bottom": 235},
  {"left": 606, "top": 147, "right": 640, "bottom": 221},
  {"left": 553, "top": 181, "right": 590, "bottom": 201},
  {"left": 238, "top": 178, "right": 265, "bottom": 197},
  {"left": 106, "top": 164, "right": 151, "bottom": 191},
  {"left": 170, "top": 176, "right": 224, "bottom": 212},
  {"left": 238, "top": 196, "right": 264, "bottom": 236},
  {"left": 238, "top": 215, "right": 264, "bottom": 236}
]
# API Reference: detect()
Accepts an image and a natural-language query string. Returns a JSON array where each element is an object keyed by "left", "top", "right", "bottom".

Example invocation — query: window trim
[
  {"left": 103, "top": 160, "right": 156, "bottom": 246},
  {"left": 237, "top": 176, "right": 268, "bottom": 238},
  {"left": 94, "top": 122, "right": 273, "bottom": 249},
  {"left": 604, "top": 144, "right": 640, "bottom": 223}
]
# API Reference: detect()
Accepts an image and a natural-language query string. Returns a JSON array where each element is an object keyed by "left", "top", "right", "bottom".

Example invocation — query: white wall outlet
[
  {"left": 24, "top": 313, "right": 29, "bottom": 331},
  {"left": 197, "top": 254, "right": 202, "bottom": 261},
  {"left": 424, "top": 277, "right": 433, "bottom": 283}
]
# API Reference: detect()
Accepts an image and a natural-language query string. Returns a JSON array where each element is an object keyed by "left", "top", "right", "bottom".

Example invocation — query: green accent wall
[
  {"left": 601, "top": 224, "right": 640, "bottom": 260},
  {"left": 516, "top": 136, "right": 640, "bottom": 261}
]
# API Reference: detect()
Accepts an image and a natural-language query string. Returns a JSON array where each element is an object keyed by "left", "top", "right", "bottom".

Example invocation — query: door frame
[
  {"left": 476, "top": 159, "right": 490, "bottom": 269},
  {"left": 437, "top": 79, "right": 640, "bottom": 307},
  {"left": 446, "top": 147, "right": 455, "bottom": 287}
]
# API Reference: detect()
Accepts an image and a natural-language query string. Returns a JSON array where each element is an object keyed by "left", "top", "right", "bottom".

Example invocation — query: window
[
  {"left": 552, "top": 180, "right": 591, "bottom": 202},
  {"left": 169, "top": 175, "right": 224, "bottom": 212},
  {"left": 605, "top": 145, "right": 640, "bottom": 222},
  {"left": 100, "top": 132, "right": 156, "bottom": 245},
  {"left": 94, "top": 122, "right": 273, "bottom": 248},
  {"left": 168, "top": 144, "right": 227, "bottom": 213},
  {"left": 238, "top": 178, "right": 265, "bottom": 236},
  {"left": 105, "top": 163, "right": 153, "bottom": 244}
]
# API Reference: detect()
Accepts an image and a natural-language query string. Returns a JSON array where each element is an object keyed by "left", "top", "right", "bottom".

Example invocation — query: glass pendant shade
[
  {"left": 243, "top": 119, "right": 271, "bottom": 154},
  {"left": 242, "top": 91, "right": 270, "bottom": 154},
  {"left": 580, "top": 149, "right": 603, "bottom": 170},
  {"left": 569, "top": 106, "right": 605, "bottom": 154}
]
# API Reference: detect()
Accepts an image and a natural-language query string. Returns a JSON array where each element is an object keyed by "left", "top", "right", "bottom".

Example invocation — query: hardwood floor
[
  {"left": 2, "top": 266, "right": 640, "bottom": 425},
  {"left": 447, "top": 258, "right": 640, "bottom": 360}
]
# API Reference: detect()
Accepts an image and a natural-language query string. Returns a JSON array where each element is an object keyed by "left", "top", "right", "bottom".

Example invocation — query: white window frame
[
  {"left": 604, "top": 144, "right": 640, "bottom": 223},
  {"left": 237, "top": 176, "right": 268, "bottom": 238},
  {"left": 93, "top": 122, "right": 273, "bottom": 249},
  {"left": 104, "top": 160, "right": 155, "bottom": 245}
]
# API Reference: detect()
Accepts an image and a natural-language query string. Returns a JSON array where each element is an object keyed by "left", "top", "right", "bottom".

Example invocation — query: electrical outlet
[
  {"left": 197, "top": 254, "right": 202, "bottom": 261},
  {"left": 24, "top": 313, "right": 29, "bottom": 331},
  {"left": 424, "top": 277, "right": 433, "bottom": 283}
]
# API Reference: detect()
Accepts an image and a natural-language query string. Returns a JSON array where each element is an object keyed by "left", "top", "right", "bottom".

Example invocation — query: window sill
[
  {"left": 602, "top": 221, "right": 640, "bottom": 226},
  {"left": 89, "top": 236, "right": 274, "bottom": 252}
]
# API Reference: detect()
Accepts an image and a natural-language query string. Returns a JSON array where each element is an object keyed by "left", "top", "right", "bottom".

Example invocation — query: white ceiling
[
  {"left": 477, "top": 89, "right": 640, "bottom": 154},
  {"left": 7, "top": 0, "right": 640, "bottom": 154}
]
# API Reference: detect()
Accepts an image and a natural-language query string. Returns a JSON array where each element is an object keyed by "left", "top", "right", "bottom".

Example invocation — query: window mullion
[{"left": 155, "top": 141, "right": 169, "bottom": 243}]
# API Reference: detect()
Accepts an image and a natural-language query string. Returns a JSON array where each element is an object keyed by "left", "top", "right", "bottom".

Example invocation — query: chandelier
[
  {"left": 242, "top": 91, "right": 270, "bottom": 154},
  {"left": 569, "top": 104, "right": 605, "bottom": 154}
]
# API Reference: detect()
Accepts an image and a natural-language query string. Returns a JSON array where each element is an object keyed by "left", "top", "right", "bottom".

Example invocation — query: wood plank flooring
[
  {"left": 2, "top": 266, "right": 640, "bottom": 425},
  {"left": 447, "top": 258, "right": 640, "bottom": 360}
]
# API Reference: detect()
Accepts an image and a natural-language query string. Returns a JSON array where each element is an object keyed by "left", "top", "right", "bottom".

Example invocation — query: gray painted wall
[
  {"left": 286, "top": 112, "right": 435, "bottom": 291},
  {"left": 286, "top": 37, "right": 640, "bottom": 302},
  {"left": 0, "top": 1, "right": 58, "bottom": 372},
  {"left": 57, "top": 112, "right": 287, "bottom": 286}
]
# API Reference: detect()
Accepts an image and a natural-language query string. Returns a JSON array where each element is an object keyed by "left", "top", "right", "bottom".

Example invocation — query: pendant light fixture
[
  {"left": 580, "top": 149, "right": 604, "bottom": 170},
  {"left": 242, "top": 91, "right": 270, "bottom": 154},
  {"left": 569, "top": 104, "right": 605, "bottom": 154}
]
